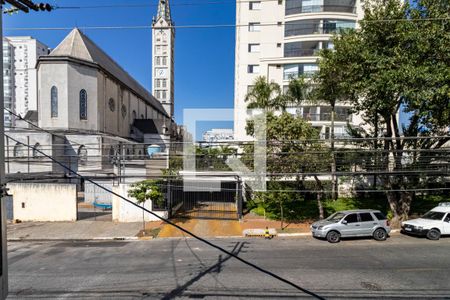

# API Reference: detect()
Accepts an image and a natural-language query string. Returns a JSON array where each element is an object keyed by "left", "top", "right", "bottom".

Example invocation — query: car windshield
[
  {"left": 326, "top": 212, "right": 346, "bottom": 222},
  {"left": 421, "top": 211, "right": 445, "bottom": 220}
]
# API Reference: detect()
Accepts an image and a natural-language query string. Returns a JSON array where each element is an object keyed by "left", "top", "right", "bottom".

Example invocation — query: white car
[{"left": 401, "top": 202, "right": 450, "bottom": 240}]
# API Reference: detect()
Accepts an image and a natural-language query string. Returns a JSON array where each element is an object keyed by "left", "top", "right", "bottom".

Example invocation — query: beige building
[{"left": 234, "top": 0, "right": 365, "bottom": 140}]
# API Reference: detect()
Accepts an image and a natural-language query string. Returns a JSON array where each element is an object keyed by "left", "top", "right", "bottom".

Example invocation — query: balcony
[
  {"left": 286, "top": 4, "right": 356, "bottom": 15},
  {"left": 302, "top": 113, "right": 351, "bottom": 122},
  {"left": 284, "top": 70, "right": 317, "bottom": 80},
  {"left": 285, "top": 19, "right": 356, "bottom": 37}
]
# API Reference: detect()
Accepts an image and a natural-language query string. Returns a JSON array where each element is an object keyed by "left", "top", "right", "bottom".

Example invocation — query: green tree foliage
[
  {"left": 246, "top": 109, "right": 332, "bottom": 219},
  {"left": 128, "top": 180, "right": 164, "bottom": 207},
  {"left": 319, "top": 0, "right": 450, "bottom": 225},
  {"left": 128, "top": 179, "right": 164, "bottom": 233},
  {"left": 245, "top": 76, "right": 285, "bottom": 111}
]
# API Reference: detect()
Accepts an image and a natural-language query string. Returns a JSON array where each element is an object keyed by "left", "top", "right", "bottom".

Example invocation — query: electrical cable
[
  {"left": 3, "top": 17, "right": 450, "bottom": 31},
  {"left": 4, "top": 133, "right": 326, "bottom": 300}
]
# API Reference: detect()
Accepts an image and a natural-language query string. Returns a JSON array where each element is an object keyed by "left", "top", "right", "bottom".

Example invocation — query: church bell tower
[{"left": 152, "top": 0, "right": 175, "bottom": 118}]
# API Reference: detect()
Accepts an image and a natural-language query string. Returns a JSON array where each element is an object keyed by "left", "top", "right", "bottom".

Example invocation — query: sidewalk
[
  {"left": 7, "top": 221, "right": 142, "bottom": 241},
  {"left": 156, "top": 213, "right": 311, "bottom": 238}
]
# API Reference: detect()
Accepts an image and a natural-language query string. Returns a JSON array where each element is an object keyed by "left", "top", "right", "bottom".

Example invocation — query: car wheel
[
  {"left": 373, "top": 228, "right": 387, "bottom": 241},
  {"left": 426, "top": 228, "right": 441, "bottom": 240},
  {"left": 326, "top": 231, "right": 341, "bottom": 243}
]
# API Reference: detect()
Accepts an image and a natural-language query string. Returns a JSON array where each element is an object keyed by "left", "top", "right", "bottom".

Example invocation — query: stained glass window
[{"left": 80, "top": 89, "right": 87, "bottom": 120}]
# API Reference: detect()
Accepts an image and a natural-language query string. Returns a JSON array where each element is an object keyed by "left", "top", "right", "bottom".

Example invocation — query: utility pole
[
  {"left": 0, "top": 5, "right": 7, "bottom": 299},
  {"left": 0, "top": 2, "right": 54, "bottom": 298}
]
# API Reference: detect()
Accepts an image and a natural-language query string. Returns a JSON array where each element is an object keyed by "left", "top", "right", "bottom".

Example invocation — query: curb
[
  {"left": 7, "top": 236, "right": 139, "bottom": 242},
  {"left": 7, "top": 230, "right": 402, "bottom": 242},
  {"left": 278, "top": 232, "right": 311, "bottom": 237}
]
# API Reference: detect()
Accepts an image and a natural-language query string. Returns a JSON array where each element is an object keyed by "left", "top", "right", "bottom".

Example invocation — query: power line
[
  {"left": 4, "top": 133, "right": 325, "bottom": 299},
  {"left": 3, "top": 17, "right": 450, "bottom": 31}
]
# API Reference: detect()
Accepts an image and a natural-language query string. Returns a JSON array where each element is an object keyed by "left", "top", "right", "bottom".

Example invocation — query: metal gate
[{"left": 167, "top": 179, "right": 242, "bottom": 220}]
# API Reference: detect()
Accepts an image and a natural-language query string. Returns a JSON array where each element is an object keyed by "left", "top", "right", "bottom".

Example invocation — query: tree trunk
[
  {"left": 386, "top": 190, "right": 414, "bottom": 228},
  {"left": 314, "top": 175, "right": 325, "bottom": 220},
  {"left": 330, "top": 106, "right": 337, "bottom": 200},
  {"left": 280, "top": 200, "right": 284, "bottom": 230}
]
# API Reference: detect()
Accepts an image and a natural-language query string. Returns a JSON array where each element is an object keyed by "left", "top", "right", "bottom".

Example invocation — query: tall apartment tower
[
  {"left": 2, "top": 37, "right": 49, "bottom": 127},
  {"left": 234, "top": 0, "right": 365, "bottom": 140},
  {"left": 152, "top": 0, "right": 175, "bottom": 119},
  {"left": 3, "top": 40, "right": 15, "bottom": 128}
]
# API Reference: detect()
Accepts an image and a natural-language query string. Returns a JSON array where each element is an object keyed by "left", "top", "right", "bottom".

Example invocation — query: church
[{"left": 5, "top": 0, "right": 181, "bottom": 180}]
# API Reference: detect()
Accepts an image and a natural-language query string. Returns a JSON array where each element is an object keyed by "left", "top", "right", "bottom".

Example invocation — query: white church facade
[{"left": 5, "top": 0, "right": 181, "bottom": 179}]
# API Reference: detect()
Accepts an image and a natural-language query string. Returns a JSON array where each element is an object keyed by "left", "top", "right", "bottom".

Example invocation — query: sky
[{"left": 3, "top": 0, "right": 236, "bottom": 137}]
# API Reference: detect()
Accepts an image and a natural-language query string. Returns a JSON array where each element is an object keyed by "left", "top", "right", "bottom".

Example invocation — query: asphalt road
[{"left": 7, "top": 235, "right": 450, "bottom": 299}]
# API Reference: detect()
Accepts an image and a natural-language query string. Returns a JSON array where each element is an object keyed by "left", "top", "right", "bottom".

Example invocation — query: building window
[
  {"left": 285, "top": 0, "right": 356, "bottom": 15},
  {"left": 155, "top": 79, "right": 160, "bottom": 88},
  {"left": 109, "top": 146, "right": 116, "bottom": 164},
  {"left": 121, "top": 104, "right": 127, "bottom": 119},
  {"left": 141, "top": 114, "right": 144, "bottom": 119},
  {"left": 283, "top": 63, "right": 319, "bottom": 80},
  {"left": 162, "top": 56, "right": 167, "bottom": 66},
  {"left": 109, "top": 98, "right": 115, "bottom": 112},
  {"left": 13, "top": 143, "right": 25, "bottom": 158},
  {"left": 248, "top": 22, "right": 261, "bottom": 32},
  {"left": 162, "top": 90, "right": 166, "bottom": 99},
  {"left": 79, "top": 89, "right": 88, "bottom": 120},
  {"left": 32, "top": 143, "right": 42, "bottom": 158},
  {"left": 249, "top": 1, "right": 261, "bottom": 10},
  {"left": 247, "top": 85, "right": 255, "bottom": 93},
  {"left": 162, "top": 79, "right": 167, "bottom": 88},
  {"left": 248, "top": 43, "right": 260, "bottom": 53},
  {"left": 247, "top": 65, "right": 260, "bottom": 74},
  {"left": 51, "top": 86, "right": 58, "bottom": 118},
  {"left": 285, "top": 19, "right": 356, "bottom": 37},
  {"left": 156, "top": 56, "right": 161, "bottom": 65},
  {"left": 132, "top": 110, "right": 137, "bottom": 121},
  {"left": 284, "top": 41, "right": 321, "bottom": 57},
  {"left": 78, "top": 145, "right": 88, "bottom": 165}
]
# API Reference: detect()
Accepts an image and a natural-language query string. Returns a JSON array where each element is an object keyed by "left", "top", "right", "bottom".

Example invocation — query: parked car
[
  {"left": 401, "top": 202, "right": 450, "bottom": 240},
  {"left": 310, "top": 210, "right": 391, "bottom": 243}
]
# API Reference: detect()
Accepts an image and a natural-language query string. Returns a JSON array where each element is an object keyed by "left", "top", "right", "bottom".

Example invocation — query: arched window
[
  {"left": 132, "top": 110, "right": 137, "bottom": 122},
  {"left": 79, "top": 89, "right": 87, "bottom": 120},
  {"left": 78, "top": 145, "right": 88, "bottom": 165},
  {"left": 13, "top": 143, "right": 25, "bottom": 158},
  {"left": 109, "top": 146, "right": 116, "bottom": 164},
  {"left": 32, "top": 143, "right": 42, "bottom": 158},
  {"left": 51, "top": 86, "right": 58, "bottom": 118}
]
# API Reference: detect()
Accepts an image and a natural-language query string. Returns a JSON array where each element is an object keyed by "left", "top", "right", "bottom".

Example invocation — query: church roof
[
  {"left": 156, "top": 0, "right": 172, "bottom": 23},
  {"left": 46, "top": 28, "right": 168, "bottom": 117}
]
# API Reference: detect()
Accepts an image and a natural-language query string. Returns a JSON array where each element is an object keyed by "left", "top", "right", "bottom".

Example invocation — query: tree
[
  {"left": 321, "top": 0, "right": 450, "bottom": 225},
  {"left": 283, "top": 76, "right": 310, "bottom": 108},
  {"left": 246, "top": 111, "right": 332, "bottom": 219},
  {"left": 128, "top": 180, "right": 164, "bottom": 234},
  {"left": 312, "top": 47, "right": 350, "bottom": 200},
  {"left": 245, "top": 76, "right": 284, "bottom": 111}
]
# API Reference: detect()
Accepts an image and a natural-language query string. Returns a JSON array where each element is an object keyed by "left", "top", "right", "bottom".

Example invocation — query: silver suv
[{"left": 310, "top": 210, "right": 391, "bottom": 243}]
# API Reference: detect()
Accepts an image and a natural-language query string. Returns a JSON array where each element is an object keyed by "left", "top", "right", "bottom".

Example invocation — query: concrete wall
[
  {"left": 8, "top": 183, "right": 77, "bottom": 222},
  {"left": 112, "top": 184, "right": 167, "bottom": 222},
  {"left": 38, "top": 63, "right": 70, "bottom": 129}
]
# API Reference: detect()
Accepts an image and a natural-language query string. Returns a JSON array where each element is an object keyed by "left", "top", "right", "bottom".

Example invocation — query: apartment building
[
  {"left": 234, "top": 0, "right": 365, "bottom": 140},
  {"left": 3, "top": 40, "right": 15, "bottom": 128},
  {"left": 2, "top": 36, "right": 50, "bottom": 127}
]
